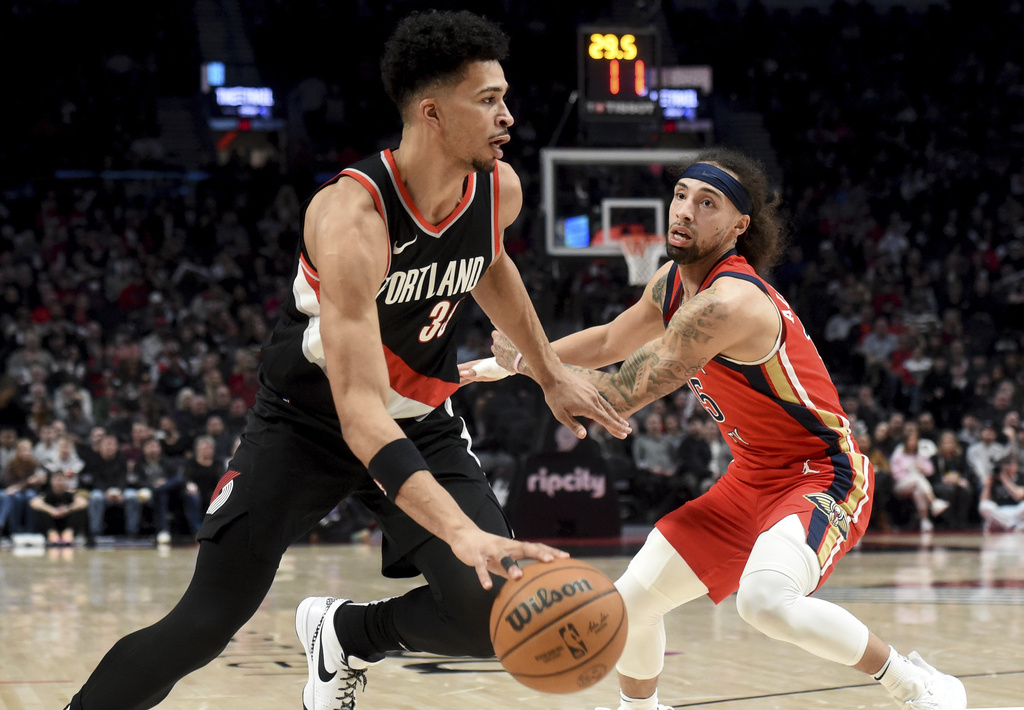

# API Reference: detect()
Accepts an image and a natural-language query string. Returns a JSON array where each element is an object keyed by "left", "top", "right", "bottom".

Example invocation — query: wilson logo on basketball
[{"left": 503, "top": 578, "right": 595, "bottom": 632}]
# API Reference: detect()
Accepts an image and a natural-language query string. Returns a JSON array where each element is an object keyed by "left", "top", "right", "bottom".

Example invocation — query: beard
[
  {"left": 471, "top": 156, "right": 497, "bottom": 173},
  {"left": 666, "top": 241, "right": 708, "bottom": 265}
]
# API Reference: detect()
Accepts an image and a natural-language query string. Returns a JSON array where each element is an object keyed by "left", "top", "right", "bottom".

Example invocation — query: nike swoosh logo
[
  {"left": 318, "top": 636, "right": 337, "bottom": 683},
  {"left": 392, "top": 237, "right": 417, "bottom": 254}
]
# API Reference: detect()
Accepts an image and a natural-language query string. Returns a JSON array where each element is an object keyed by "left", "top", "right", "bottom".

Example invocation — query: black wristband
[{"left": 367, "top": 438, "right": 429, "bottom": 501}]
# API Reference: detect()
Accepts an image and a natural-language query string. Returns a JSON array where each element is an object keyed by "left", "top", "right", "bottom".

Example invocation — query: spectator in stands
[
  {"left": 5, "top": 331, "right": 55, "bottom": 385},
  {"left": 852, "top": 385, "right": 887, "bottom": 433},
  {"left": 222, "top": 395, "right": 249, "bottom": 443},
  {"left": 202, "top": 414, "right": 234, "bottom": 462},
  {"left": 155, "top": 413, "right": 191, "bottom": 466},
  {"left": 919, "top": 355, "right": 960, "bottom": 429},
  {"left": 886, "top": 411, "right": 908, "bottom": 448},
  {"left": 79, "top": 433, "right": 141, "bottom": 539},
  {"left": 155, "top": 342, "right": 192, "bottom": 398},
  {"left": 978, "top": 455, "right": 1024, "bottom": 533},
  {"left": 45, "top": 434, "right": 85, "bottom": 486},
  {"left": 208, "top": 383, "right": 233, "bottom": 421},
  {"left": 53, "top": 380, "right": 94, "bottom": 423},
  {"left": 62, "top": 398, "right": 96, "bottom": 443},
  {"left": 182, "top": 434, "right": 224, "bottom": 524},
  {"left": 958, "top": 413, "right": 984, "bottom": 448},
  {"left": 0, "top": 427, "right": 18, "bottom": 471},
  {"left": 978, "top": 380, "right": 1018, "bottom": 429},
  {"left": 931, "top": 429, "right": 977, "bottom": 530},
  {"left": 705, "top": 417, "right": 733, "bottom": 484},
  {"left": 135, "top": 436, "right": 194, "bottom": 545},
  {"left": 121, "top": 421, "right": 152, "bottom": 466},
  {"left": 821, "top": 300, "right": 859, "bottom": 373},
  {"left": 896, "top": 339, "right": 933, "bottom": 414},
  {"left": 30, "top": 468, "right": 88, "bottom": 546},
  {"left": 966, "top": 421, "right": 1010, "bottom": 485},
  {"left": 25, "top": 387, "right": 57, "bottom": 437},
  {"left": 1000, "top": 410, "right": 1020, "bottom": 454},
  {"left": 631, "top": 412, "right": 683, "bottom": 522},
  {"left": 889, "top": 423, "right": 948, "bottom": 532},
  {"left": 916, "top": 411, "right": 941, "bottom": 449},
  {"left": 857, "top": 428, "right": 894, "bottom": 533},
  {"left": 227, "top": 349, "right": 260, "bottom": 407},
  {"left": 632, "top": 412, "right": 676, "bottom": 478},
  {"left": 674, "top": 417, "right": 714, "bottom": 501},
  {"left": 32, "top": 422, "right": 60, "bottom": 465},
  {"left": 661, "top": 412, "right": 684, "bottom": 451},
  {"left": 177, "top": 392, "right": 209, "bottom": 443},
  {"left": 858, "top": 317, "right": 899, "bottom": 398},
  {"left": 871, "top": 420, "right": 896, "bottom": 459},
  {"left": 1, "top": 438, "right": 48, "bottom": 535}
]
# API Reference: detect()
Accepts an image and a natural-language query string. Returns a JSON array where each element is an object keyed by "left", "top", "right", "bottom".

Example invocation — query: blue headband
[{"left": 679, "top": 163, "right": 753, "bottom": 215}]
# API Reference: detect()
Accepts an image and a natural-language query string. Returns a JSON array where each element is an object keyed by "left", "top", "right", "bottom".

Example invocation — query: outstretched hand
[
  {"left": 542, "top": 370, "right": 632, "bottom": 440},
  {"left": 458, "top": 357, "right": 512, "bottom": 386},
  {"left": 449, "top": 528, "right": 569, "bottom": 589},
  {"left": 490, "top": 330, "right": 631, "bottom": 441}
]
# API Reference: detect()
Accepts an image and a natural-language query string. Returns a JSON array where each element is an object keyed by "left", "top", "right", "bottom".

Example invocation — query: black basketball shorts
[{"left": 198, "top": 391, "right": 512, "bottom": 576}]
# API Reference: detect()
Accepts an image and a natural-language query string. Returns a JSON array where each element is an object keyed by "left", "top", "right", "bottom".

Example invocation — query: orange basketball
[{"left": 489, "top": 558, "right": 627, "bottom": 694}]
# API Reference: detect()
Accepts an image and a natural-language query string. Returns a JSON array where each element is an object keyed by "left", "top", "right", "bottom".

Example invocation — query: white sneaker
[
  {"left": 920, "top": 518, "right": 934, "bottom": 532},
  {"left": 295, "top": 597, "right": 381, "bottom": 710},
  {"left": 930, "top": 499, "right": 950, "bottom": 517},
  {"left": 156, "top": 530, "right": 171, "bottom": 545},
  {"left": 891, "top": 651, "right": 966, "bottom": 710}
]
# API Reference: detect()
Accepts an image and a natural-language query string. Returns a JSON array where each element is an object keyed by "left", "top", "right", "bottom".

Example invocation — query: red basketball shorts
[{"left": 655, "top": 462, "right": 872, "bottom": 604}]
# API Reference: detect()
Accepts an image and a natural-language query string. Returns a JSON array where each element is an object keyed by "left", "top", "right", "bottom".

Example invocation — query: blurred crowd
[{"left": 2, "top": 1, "right": 1024, "bottom": 546}]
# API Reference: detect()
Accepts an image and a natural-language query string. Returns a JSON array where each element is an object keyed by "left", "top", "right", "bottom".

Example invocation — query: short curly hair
[{"left": 381, "top": 10, "right": 510, "bottom": 114}]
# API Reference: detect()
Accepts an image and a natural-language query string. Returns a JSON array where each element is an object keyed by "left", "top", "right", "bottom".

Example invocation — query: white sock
[
  {"left": 620, "top": 690, "right": 660, "bottom": 710},
  {"left": 873, "top": 646, "right": 921, "bottom": 700}
]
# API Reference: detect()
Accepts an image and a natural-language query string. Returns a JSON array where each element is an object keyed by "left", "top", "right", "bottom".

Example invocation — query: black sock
[{"left": 334, "top": 599, "right": 402, "bottom": 660}]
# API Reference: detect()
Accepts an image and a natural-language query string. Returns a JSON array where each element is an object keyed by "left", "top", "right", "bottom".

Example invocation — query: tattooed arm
[
  {"left": 558, "top": 277, "right": 780, "bottom": 417},
  {"left": 510, "top": 262, "right": 673, "bottom": 375}
]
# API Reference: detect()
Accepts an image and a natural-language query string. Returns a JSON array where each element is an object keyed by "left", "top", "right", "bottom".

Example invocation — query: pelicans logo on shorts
[{"left": 804, "top": 492, "right": 850, "bottom": 540}]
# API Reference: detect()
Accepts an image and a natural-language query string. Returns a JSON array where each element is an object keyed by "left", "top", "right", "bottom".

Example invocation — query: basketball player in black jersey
[{"left": 62, "top": 10, "right": 630, "bottom": 710}]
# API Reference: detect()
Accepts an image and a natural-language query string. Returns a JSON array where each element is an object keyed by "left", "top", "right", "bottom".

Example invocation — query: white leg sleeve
[
  {"left": 614, "top": 528, "right": 709, "bottom": 680},
  {"left": 735, "top": 515, "right": 869, "bottom": 667}
]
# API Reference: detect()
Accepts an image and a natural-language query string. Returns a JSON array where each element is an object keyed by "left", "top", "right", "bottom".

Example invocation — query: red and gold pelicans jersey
[
  {"left": 662, "top": 250, "right": 866, "bottom": 481},
  {"left": 260, "top": 149, "right": 502, "bottom": 420}
]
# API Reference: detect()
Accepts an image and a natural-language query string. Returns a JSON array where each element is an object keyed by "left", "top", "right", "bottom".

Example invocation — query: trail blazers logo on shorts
[
  {"left": 207, "top": 469, "right": 242, "bottom": 516},
  {"left": 804, "top": 492, "right": 850, "bottom": 539}
]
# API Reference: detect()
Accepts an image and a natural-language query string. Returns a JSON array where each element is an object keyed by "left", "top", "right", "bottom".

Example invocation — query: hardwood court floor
[{"left": 1, "top": 531, "right": 1022, "bottom": 709}]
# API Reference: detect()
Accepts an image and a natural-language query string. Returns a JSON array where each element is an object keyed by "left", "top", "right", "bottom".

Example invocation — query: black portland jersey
[{"left": 260, "top": 149, "right": 502, "bottom": 420}]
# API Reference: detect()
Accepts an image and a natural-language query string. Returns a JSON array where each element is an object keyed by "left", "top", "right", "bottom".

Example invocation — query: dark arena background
[{"left": 1, "top": 1, "right": 1022, "bottom": 708}]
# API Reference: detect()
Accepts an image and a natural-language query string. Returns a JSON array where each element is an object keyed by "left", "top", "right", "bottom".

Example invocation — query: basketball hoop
[{"left": 618, "top": 234, "right": 665, "bottom": 286}]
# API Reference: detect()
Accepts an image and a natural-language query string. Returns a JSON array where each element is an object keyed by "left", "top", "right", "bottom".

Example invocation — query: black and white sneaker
[{"left": 295, "top": 597, "right": 380, "bottom": 710}]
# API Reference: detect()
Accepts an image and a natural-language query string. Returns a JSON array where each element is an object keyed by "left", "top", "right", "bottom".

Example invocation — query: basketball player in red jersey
[
  {"left": 62, "top": 10, "right": 630, "bottom": 710},
  {"left": 475, "top": 148, "right": 965, "bottom": 709}
]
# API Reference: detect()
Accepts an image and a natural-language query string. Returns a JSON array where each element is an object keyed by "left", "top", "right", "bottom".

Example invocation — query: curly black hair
[
  {"left": 381, "top": 10, "right": 510, "bottom": 114},
  {"left": 677, "top": 147, "right": 788, "bottom": 275}
]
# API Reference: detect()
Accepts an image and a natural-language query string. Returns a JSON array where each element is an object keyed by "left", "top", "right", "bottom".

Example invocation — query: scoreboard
[{"left": 577, "top": 25, "right": 660, "bottom": 122}]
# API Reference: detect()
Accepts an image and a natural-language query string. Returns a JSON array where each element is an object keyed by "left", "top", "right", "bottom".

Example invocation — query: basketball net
[{"left": 618, "top": 234, "right": 665, "bottom": 286}]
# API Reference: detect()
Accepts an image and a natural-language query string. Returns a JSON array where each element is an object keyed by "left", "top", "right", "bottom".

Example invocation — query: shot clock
[{"left": 577, "top": 25, "right": 660, "bottom": 122}]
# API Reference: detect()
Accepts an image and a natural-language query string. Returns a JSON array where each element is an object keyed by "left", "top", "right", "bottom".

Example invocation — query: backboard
[{"left": 541, "top": 147, "right": 699, "bottom": 257}]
